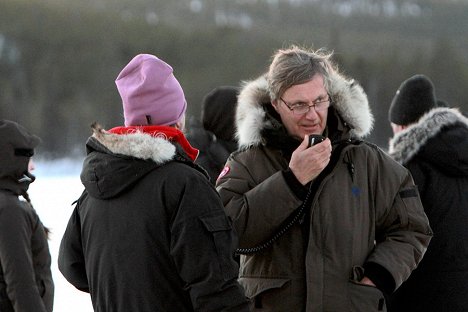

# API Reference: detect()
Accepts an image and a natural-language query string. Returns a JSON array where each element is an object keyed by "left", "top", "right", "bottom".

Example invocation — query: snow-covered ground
[{"left": 29, "top": 159, "right": 93, "bottom": 312}]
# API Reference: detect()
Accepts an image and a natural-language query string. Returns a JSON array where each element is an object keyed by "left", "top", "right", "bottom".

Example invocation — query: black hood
[
  {"left": 0, "top": 120, "right": 40, "bottom": 195},
  {"left": 81, "top": 137, "right": 161, "bottom": 199},
  {"left": 81, "top": 125, "right": 204, "bottom": 200}
]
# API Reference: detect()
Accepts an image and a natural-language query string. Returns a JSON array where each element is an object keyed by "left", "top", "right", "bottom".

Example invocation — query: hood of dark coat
[
  {"left": 201, "top": 86, "right": 238, "bottom": 143},
  {"left": 187, "top": 117, "right": 237, "bottom": 154},
  {"left": 0, "top": 120, "right": 40, "bottom": 195},
  {"left": 235, "top": 73, "right": 373, "bottom": 149},
  {"left": 388, "top": 107, "right": 468, "bottom": 176},
  {"left": 81, "top": 126, "right": 197, "bottom": 199}
]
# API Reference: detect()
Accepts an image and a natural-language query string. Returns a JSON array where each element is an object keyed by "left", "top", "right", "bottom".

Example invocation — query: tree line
[{"left": 1, "top": 0, "right": 467, "bottom": 158}]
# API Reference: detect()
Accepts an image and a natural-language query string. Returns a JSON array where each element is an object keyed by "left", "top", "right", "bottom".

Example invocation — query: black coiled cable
[
  {"left": 234, "top": 139, "right": 358, "bottom": 255},
  {"left": 235, "top": 182, "right": 314, "bottom": 255}
]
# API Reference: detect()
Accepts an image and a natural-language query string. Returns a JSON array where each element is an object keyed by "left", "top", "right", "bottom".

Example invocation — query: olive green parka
[{"left": 216, "top": 74, "right": 432, "bottom": 311}]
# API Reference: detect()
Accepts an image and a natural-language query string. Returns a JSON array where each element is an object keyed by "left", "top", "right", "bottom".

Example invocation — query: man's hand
[
  {"left": 289, "top": 135, "right": 332, "bottom": 185},
  {"left": 360, "top": 276, "right": 376, "bottom": 287}
]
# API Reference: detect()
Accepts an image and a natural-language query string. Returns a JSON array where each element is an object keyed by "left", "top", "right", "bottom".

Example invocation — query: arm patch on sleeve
[{"left": 399, "top": 187, "right": 418, "bottom": 198}]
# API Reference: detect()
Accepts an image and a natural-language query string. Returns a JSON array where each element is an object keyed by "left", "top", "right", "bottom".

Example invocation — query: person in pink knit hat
[
  {"left": 116, "top": 54, "right": 187, "bottom": 128},
  {"left": 58, "top": 54, "right": 249, "bottom": 312}
]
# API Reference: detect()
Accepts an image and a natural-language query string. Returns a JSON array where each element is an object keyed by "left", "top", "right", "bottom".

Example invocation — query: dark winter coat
[
  {"left": 187, "top": 86, "right": 239, "bottom": 184},
  {"left": 0, "top": 120, "right": 54, "bottom": 312},
  {"left": 388, "top": 107, "right": 468, "bottom": 312},
  {"left": 58, "top": 125, "right": 249, "bottom": 312},
  {"left": 187, "top": 117, "right": 237, "bottom": 184},
  {"left": 216, "top": 74, "right": 432, "bottom": 311}
]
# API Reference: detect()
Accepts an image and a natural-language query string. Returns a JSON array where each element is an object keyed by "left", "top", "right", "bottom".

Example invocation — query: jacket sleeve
[
  {"left": 365, "top": 156, "right": 432, "bottom": 293},
  {"left": 58, "top": 199, "right": 89, "bottom": 292},
  {"left": 216, "top": 150, "right": 304, "bottom": 248},
  {"left": 0, "top": 201, "right": 48, "bottom": 312},
  {"left": 169, "top": 173, "right": 249, "bottom": 312}
]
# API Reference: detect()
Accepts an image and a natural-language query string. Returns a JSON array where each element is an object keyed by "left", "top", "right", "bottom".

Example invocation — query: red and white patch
[{"left": 217, "top": 166, "right": 230, "bottom": 181}]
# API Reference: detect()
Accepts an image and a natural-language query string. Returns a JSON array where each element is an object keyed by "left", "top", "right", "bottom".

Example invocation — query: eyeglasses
[{"left": 279, "top": 94, "right": 331, "bottom": 115}]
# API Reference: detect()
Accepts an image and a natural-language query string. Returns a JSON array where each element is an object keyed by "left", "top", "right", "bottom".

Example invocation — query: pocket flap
[{"left": 238, "top": 277, "right": 289, "bottom": 299}]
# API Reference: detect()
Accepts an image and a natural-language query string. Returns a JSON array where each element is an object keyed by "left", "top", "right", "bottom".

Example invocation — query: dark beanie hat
[
  {"left": 388, "top": 74, "right": 437, "bottom": 125},
  {"left": 201, "top": 86, "right": 239, "bottom": 142}
]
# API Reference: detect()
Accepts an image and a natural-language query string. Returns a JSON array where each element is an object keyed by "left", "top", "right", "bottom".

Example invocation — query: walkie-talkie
[{"left": 308, "top": 134, "right": 325, "bottom": 147}]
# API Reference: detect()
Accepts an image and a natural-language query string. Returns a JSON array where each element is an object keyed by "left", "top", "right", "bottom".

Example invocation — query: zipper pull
[
  {"left": 344, "top": 152, "right": 355, "bottom": 182},
  {"left": 348, "top": 162, "right": 355, "bottom": 182}
]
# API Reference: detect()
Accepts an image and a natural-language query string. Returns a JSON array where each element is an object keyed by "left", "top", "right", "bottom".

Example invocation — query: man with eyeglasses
[{"left": 216, "top": 45, "right": 432, "bottom": 311}]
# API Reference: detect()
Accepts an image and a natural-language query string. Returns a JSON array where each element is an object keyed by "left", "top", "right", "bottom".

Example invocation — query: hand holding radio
[
  {"left": 289, "top": 134, "right": 332, "bottom": 185},
  {"left": 308, "top": 134, "right": 326, "bottom": 147}
]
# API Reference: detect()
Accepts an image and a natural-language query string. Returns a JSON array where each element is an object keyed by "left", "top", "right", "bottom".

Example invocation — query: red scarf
[{"left": 108, "top": 125, "right": 199, "bottom": 161}]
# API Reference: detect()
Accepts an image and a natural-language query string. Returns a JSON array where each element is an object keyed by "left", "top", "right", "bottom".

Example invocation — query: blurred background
[
  {"left": 1, "top": 0, "right": 468, "bottom": 159},
  {"left": 2, "top": 1, "right": 468, "bottom": 310}
]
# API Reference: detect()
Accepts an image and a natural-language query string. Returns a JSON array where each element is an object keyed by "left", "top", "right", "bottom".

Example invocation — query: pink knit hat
[{"left": 115, "top": 54, "right": 187, "bottom": 126}]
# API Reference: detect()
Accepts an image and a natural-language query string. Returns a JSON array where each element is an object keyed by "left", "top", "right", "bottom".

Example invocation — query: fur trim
[
  {"left": 328, "top": 72, "right": 374, "bottom": 138},
  {"left": 388, "top": 107, "right": 468, "bottom": 164},
  {"left": 235, "top": 76, "right": 270, "bottom": 148},
  {"left": 91, "top": 124, "right": 175, "bottom": 164},
  {"left": 235, "top": 73, "right": 373, "bottom": 149}
]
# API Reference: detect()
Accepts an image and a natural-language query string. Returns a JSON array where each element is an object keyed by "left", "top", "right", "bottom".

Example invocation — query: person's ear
[
  {"left": 271, "top": 99, "right": 280, "bottom": 113},
  {"left": 391, "top": 123, "right": 407, "bottom": 135},
  {"left": 174, "top": 118, "right": 185, "bottom": 132}
]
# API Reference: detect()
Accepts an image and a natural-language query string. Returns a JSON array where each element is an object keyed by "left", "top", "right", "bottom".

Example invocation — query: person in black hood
[
  {"left": 388, "top": 74, "right": 468, "bottom": 312},
  {"left": 58, "top": 54, "right": 249, "bottom": 312},
  {"left": 0, "top": 119, "right": 54, "bottom": 312},
  {"left": 187, "top": 86, "right": 239, "bottom": 184}
]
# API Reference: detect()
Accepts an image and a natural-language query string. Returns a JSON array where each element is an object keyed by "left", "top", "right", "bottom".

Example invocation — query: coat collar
[
  {"left": 90, "top": 124, "right": 198, "bottom": 164},
  {"left": 388, "top": 107, "right": 468, "bottom": 164},
  {"left": 235, "top": 72, "right": 373, "bottom": 149}
]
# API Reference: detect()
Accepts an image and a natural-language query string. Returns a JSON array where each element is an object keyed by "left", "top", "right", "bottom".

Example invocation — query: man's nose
[
  {"left": 28, "top": 159, "right": 36, "bottom": 172},
  {"left": 304, "top": 106, "right": 319, "bottom": 119}
]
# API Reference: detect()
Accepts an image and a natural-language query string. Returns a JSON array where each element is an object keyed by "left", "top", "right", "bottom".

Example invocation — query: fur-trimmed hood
[
  {"left": 91, "top": 125, "right": 177, "bottom": 164},
  {"left": 80, "top": 125, "right": 195, "bottom": 199},
  {"left": 235, "top": 73, "right": 373, "bottom": 149},
  {"left": 389, "top": 107, "right": 468, "bottom": 174}
]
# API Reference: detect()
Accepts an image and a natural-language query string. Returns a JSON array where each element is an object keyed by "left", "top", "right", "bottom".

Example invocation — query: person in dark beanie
[
  {"left": 387, "top": 75, "right": 468, "bottom": 312},
  {"left": 0, "top": 120, "right": 54, "bottom": 312},
  {"left": 58, "top": 54, "right": 248, "bottom": 312},
  {"left": 388, "top": 74, "right": 437, "bottom": 128},
  {"left": 187, "top": 86, "right": 239, "bottom": 184}
]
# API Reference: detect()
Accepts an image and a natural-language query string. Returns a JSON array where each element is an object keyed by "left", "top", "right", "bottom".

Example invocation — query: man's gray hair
[{"left": 267, "top": 45, "right": 334, "bottom": 101}]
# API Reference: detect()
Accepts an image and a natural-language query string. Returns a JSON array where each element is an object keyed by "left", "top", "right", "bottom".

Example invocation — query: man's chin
[{"left": 301, "top": 125, "right": 322, "bottom": 135}]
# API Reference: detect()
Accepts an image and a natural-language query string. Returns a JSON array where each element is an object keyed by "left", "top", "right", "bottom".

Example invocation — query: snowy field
[{"left": 29, "top": 159, "right": 94, "bottom": 312}]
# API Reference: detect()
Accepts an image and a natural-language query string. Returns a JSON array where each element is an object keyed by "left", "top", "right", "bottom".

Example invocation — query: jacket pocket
[
  {"left": 238, "top": 277, "right": 291, "bottom": 311},
  {"left": 348, "top": 281, "right": 386, "bottom": 311},
  {"left": 348, "top": 266, "right": 386, "bottom": 311},
  {"left": 199, "top": 213, "right": 238, "bottom": 281}
]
